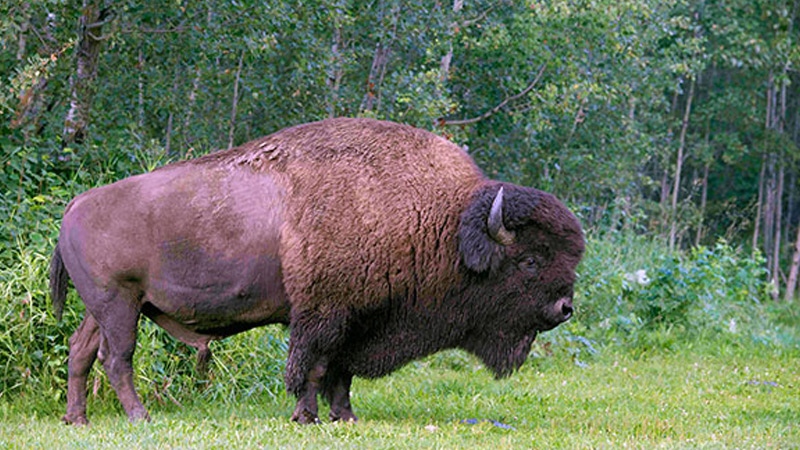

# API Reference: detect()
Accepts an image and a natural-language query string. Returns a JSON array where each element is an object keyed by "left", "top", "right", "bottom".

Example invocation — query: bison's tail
[{"left": 49, "top": 242, "right": 69, "bottom": 322}]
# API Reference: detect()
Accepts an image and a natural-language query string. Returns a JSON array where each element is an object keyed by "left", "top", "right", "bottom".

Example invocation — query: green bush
[
  {"left": 633, "top": 243, "right": 769, "bottom": 334},
  {"left": 574, "top": 234, "right": 787, "bottom": 351}
]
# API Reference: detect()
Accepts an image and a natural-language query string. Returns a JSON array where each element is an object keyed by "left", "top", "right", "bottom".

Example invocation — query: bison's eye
[{"left": 518, "top": 256, "right": 537, "bottom": 273}]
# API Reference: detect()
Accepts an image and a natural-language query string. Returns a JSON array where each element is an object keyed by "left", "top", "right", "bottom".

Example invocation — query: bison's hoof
[
  {"left": 127, "top": 409, "right": 151, "bottom": 423},
  {"left": 291, "top": 409, "right": 321, "bottom": 425},
  {"left": 62, "top": 413, "right": 90, "bottom": 426},
  {"left": 330, "top": 410, "right": 358, "bottom": 423}
]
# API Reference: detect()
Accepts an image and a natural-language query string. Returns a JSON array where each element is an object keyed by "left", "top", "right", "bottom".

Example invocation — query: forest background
[
  {"left": 5, "top": 0, "right": 800, "bottom": 293},
  {"left": 0, "top": 0, "right": 799, "bottom": 442}
]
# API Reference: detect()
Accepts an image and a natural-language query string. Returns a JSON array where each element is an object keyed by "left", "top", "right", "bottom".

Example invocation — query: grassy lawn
[{"left": 1, "top": 343, "right": 797, "bottom": 449}]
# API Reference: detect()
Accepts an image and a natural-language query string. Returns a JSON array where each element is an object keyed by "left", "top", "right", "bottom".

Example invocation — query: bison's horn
[{"left": 488, "top": 186, "right": 515, "bottom": 245}]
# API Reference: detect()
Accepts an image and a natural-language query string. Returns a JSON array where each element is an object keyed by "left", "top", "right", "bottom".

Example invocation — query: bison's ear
[{"left": 458, "top": 185, "right": 510, "bottom": 273}]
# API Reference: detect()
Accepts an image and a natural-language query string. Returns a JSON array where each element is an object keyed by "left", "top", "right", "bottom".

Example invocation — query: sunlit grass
[{"left": 2, "top": 344, "right": 797, "bottom": 449}]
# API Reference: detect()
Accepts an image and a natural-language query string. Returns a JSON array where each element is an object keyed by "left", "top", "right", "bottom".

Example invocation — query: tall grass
[
  {"left": 0, "top": 235, "right": 290, "bottom": 416},
  {"left": 0, "top": 239, "right": 67, "bottom": 403}
]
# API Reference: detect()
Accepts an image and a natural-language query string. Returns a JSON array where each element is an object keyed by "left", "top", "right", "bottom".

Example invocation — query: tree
[{"left": 62, "top": 0, "right": 114, "bottom": 146}]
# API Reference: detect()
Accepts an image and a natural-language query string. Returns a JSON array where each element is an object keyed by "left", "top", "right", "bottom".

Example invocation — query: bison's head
[{"left": 457, "top": 183, "right": 585, "bottom": 375}]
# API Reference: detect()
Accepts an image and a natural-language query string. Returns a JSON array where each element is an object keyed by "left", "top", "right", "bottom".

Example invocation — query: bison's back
[
  {"left": 57, "top": 161, "right": 290, "bottom": 333},
  {"left": 235, "top": 118, "right": 486, "bottom": 311}
]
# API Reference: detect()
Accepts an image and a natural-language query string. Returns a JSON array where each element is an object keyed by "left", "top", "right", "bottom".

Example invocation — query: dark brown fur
[{"left": 51, "top": 118, "right": 584, "bottom": 425}]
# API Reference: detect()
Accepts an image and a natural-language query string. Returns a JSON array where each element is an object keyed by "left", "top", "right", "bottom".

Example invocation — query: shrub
[{"left": 575, "top": 234, "right": 781, "bottom": 351}]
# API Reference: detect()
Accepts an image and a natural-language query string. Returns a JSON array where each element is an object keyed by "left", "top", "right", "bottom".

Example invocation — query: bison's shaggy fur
[{"left": 51, "top": 118, "right": 584, "bottom": 425}]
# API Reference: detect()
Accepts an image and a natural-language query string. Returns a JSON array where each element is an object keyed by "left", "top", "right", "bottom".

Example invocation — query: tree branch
[
  {"left": 462, "top": 6, "right": 494, "bottom": 27},
  {"left": 85, "top": 16, "right": 115, "bottom": 30},
  {"left": 85, "top": 6, "right": 116, "bottom": 29},
  {"left": 439, "top": 64, "right": 545, "bottom": 126},
  {"left": 86, "top": 30, "right": 115, "bottom": 41},
  {"left": 138, "top": 26, "right": 188, "bottom": 34}
]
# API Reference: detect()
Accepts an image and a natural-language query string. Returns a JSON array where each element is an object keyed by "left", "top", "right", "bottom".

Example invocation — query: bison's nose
[
  {"left": 558, "top": 298, "right": 574, "bottom": 321},
  {"left": 562, "top": 303, "right": 573, "bottom": 320}
]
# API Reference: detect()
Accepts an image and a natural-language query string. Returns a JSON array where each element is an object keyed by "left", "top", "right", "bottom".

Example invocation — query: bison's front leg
[
  {"left": 285, "top": 309, "right": 350, "bottom": 424},
  {"left": 288, "top": 359, "right": 327, "bottom": 424},
  {"left": 322, "top": 366, "right": 357, "bottom": 423}
]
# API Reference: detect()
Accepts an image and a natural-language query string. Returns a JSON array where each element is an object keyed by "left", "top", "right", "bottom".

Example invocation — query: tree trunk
[
  {"left": 361, "top": 42, "right": 391, "bottom": 113},
  {"left": 695, "top": 116, "right": 712, "bottom": 247},
  {"left": 327, "top": 24, "right": 344, "bottom": 119},
  {"left": 660, "top": 171, "right": 670, "bottom": 233},
  {"left": 695, "top": 161, "right": 710, "bottom": 247},
  {"left": 63, "top": 0, "right": 113, "bottom": 146},
  {"left": 227, "top": 51, "right": 245, "bottom": 150},
  {"left": 165, "top": 71, "right": 180, "bottom": 155},
  {"left": 763, "top": 152, "right": 776, "bottom": 272},
  {"left": 16, "top": 2, "right": 29, "bottom": 61},
  {"left": 661, "top": 89, "right": 680, "bottom": 239},
  {"left": 440, "top": 44, "right": 453, "bottom": 84},
  {"left": 771, "top": 160, "right": 784, "bottom": 299},
  {"left": 182, "top": 65, "right": 203, "bottom": 149},
  {"left": 786, "top": 221, "right": 800, "bottom": 302},
  {"left": 753, "top": 154, "right": 766, "bottom": 256},
  {"left": 779, "top": 0, "right": 800, "bottom": 302},
  {"left": 786, "top": 171, "right": 797, "bottom": 249},
  {"left": 761, "top": 74, "right": 776, "bottom": 271},
  {"left": 769, "top": 57, "right": 791, "bottom": 300},
  {"left": 360, "top": 1, "right": 399, "bottom": 114},
  {"left": 763, "top": 63, "right": 791, "bottom": 301},
  {"left": 137, "top": 48, "right": 145, "bottom": 130},
  {"left": 669, "top": 76, "right": 696, "bottom": 251}
]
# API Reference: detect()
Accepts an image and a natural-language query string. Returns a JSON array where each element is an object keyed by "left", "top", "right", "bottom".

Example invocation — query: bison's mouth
[
  {"left": 483, "top": 332, "right": 538, "bottom": 379},
  {"left": 537, "top": 319, "right": 565, "bottom": 333}
]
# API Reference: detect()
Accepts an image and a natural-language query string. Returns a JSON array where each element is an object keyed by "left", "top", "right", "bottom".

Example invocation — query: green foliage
[
  {"left": 632, "top": 243, "right": 768, "bottom": 333},
  {"left": 575, "top": 233, "right": 794, "bottom": 353},
  {"left": 0, "top": 241, "right": 66, "bottom": 400},
  {"left": 0, "top": 233, "right": 290, "bottom": 410}
]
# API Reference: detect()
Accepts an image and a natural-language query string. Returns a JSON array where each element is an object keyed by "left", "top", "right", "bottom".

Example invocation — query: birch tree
[{"left": 62, "top": 0, "right": 114, "bottom": 146}]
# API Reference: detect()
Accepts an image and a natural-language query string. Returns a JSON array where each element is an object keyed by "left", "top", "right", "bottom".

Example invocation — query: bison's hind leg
[
  {"left": 85, "top": 286, "right": 150, "bottom": 423},
  {"left": 63, "top": 314, "right": 101, "bottom": 426},
  {"left": 195, "top": 343, "right": 212, "bottom": 378}
]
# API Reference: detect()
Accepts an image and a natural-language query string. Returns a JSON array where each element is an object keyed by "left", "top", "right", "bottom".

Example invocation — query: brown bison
[{"left": 50, "top": 117, "right": 584, "bottom": 425}]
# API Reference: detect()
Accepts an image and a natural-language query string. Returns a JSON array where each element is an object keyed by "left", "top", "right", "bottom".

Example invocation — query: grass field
[{"left": 2, "top": 341, "right": 797, "bottom": 449}]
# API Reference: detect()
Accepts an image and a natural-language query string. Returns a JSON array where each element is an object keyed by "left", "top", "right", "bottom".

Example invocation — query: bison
[{"left": 50, "top": 117, "right": 584, "bottom": 425}]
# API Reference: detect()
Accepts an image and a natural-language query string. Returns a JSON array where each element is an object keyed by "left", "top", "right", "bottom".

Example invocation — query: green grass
[{"left": 1, "top": 344, "right": 797, "bottom": 449}]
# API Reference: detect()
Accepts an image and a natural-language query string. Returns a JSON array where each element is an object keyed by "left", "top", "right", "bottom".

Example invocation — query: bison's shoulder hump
[{"left": 232, "top": 118, "right": 478, "bottom": 173}]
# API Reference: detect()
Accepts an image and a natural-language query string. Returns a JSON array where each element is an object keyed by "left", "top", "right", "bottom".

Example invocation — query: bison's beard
[{"left": 465, "top": 331, "right": 538, "bottom": 379}]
